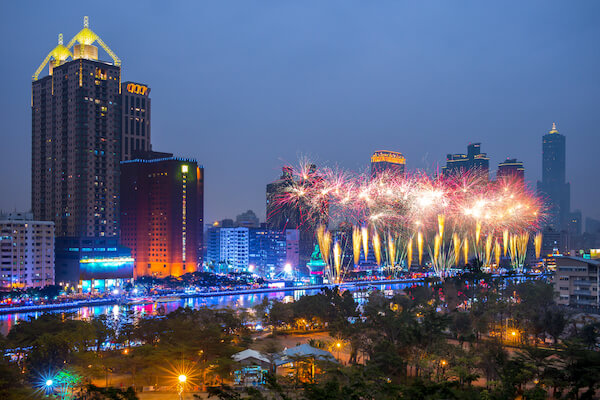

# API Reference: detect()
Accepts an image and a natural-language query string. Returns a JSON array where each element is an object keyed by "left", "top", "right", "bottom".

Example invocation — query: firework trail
[
  {"left": 270, "top": 162, "right": 545, "bottom": 280},
  {"left": 352, "top": 226, "right": 361, "bottom": 265},
  {"left": 535, "top": 232, "right": 543, "bottom": 260}
]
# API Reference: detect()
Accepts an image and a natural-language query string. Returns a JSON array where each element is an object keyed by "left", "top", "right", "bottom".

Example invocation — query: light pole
[{"left": 177, "top": 374, "right": 187, "bottom": 400}]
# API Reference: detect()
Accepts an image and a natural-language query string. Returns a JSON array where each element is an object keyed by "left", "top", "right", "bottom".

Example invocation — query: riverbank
[{"left": 0, "top": 278, "right": 423, "bottom": 315}]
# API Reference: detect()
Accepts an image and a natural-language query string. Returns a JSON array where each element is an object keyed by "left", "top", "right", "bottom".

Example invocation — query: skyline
[{"left": 2, "top": 1, "right": 600, "bottom": 224}]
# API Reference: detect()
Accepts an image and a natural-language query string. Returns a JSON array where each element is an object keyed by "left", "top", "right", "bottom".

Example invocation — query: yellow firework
[
  {"left": 407, "top": 237, "right": 413, "bottom": 269},
  {"left": 372, "top": 231, "right": 381, "bottom": 266},
  {"left": 417, "top": 231, "right": 423, "bottom": 265},
  {"left": 387, "top": 233, "right": 396, "bottom": 267},
  {"left": 333, "top": 242, "right": 341, "bottom": 283},
  {"left": 453, "top": 233, "right": 461, "bottom": 266},
  {"left": 534, "top": 232, "right": 542, "bottom": 259},
  {"left": 361, "top": 226, "right": 369, "bottom": 262},
  {"left": 352, "top": 226, "right": 361, "bottom": 265}
]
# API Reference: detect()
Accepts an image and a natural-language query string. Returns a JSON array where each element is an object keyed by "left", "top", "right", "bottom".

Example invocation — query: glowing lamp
[
  {"left": 178, "top": 374, "right": 187, "bottom": 383},
  {"left": 46, "top": 379, "right": 53, "bottom": 387},
  {"left": 181, "top": 165, "right": 188, "bottom": 173},
  {"left": 284, "top": 263, "right": 292, "bottom": 274}
]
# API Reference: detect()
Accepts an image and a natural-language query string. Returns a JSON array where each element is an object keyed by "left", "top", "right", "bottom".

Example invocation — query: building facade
[
  {"left": 0, "top": 213, "right": 54, "bottom": 288},
  {"left": 370, "top": 150, "right": 406, "bottom": 178},
  {"left": 554, "top": 256, "right": 599, "bottom": 308},
  {"left": 55, "top": 236, "right": 132, "bottom": 292},
  {"left": 443, "top": 143, "right": 489, "bottom": 178},
  {"left": 121, "top": 81, "right": 151, "bottom": 160},
  {"left": 206, "top": 225, "right": 293, "bottom": 275},
  {"left": 496, "top": 158, "right": 525, "bottom": 183},
  {"left": 32, "top": 19, "right": 122, "bottom": 238},
  {"left": 120, "top": 153, "right": 204, "bottom": 278},
  {"left": 537, "top": 123, "right": 570, "bottom": 231}
]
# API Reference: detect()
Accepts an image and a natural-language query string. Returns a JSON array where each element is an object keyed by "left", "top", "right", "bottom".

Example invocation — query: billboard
[{"left": 80, "top": 257, "right": 134, "bottom": 280}]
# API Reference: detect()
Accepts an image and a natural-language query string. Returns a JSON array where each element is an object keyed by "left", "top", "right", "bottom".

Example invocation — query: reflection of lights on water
[{"left": 112, "top": 305, "right": 119, "bottom": 316}]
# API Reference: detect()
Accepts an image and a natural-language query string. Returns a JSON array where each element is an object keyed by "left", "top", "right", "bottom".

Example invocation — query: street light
[
  {"left": 335, "top": 341, "right": 342, "bottom": 362},
  {"left": 177, "top": 374, "right": 187, "bottom": 400}
]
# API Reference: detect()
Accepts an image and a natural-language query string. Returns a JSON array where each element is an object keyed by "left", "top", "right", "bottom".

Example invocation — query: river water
[{"left": 0, "top": 282, "right": 419, "bottom": 336}]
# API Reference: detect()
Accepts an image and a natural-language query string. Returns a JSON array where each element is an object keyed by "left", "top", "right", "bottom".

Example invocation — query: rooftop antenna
[
  {"left": 58, "top": 33, "right": 63, "bottom": 45},
  {"left": 84, "top": 15, "right": 89, "bottom": 28}
]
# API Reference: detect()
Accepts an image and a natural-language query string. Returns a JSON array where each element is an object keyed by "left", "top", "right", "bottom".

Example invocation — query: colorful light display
[{"left": 269, "top": 161, "right": 545, "bottom": 281}]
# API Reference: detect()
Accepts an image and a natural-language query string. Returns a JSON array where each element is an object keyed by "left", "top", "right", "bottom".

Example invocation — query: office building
[
  {"left": 236, "top": 210, "right": 260, "bottom": 228},
  {"left": 120, "top": 152, "right": 204, "bottom": 278},
  {"left": 205, "top": 225, "right": 294, "bottom": 275},
  {"left": 537, "top": 123, "right": 570, "bottom": 230},
  {"left": 586, "top": 217, "right": 600, "bottom": 234},
  {"left": 554, "top": 256, "right": 599, "bottom": 308},
  {"left": 121, "top": 81, "right": 151, "bottom": 160},
  {"left": 370, "top": 150, "right": 406, "bottom": 178},
  {"left": 0, "top": 212, "right": 54, "bottom": 288},
  {"left": 443, "top": 143, "right": 489, "bottom": 178},
  {"left": 248, "top": 228, "right": 287, "bottom": 275},
  {"left": 32, "top": 17, "right": 122, "bottom": 238},
  {"left": 55, "top": 237, "right": 133, "bottom": 292},
  {"left": 496, "top": 158, "right": 525, "bottom": 183}
]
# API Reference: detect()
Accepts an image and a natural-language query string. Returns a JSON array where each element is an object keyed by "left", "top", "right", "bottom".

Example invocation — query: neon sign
[{"left": 126, "top": 83, "right": 148, "bottom": 96}]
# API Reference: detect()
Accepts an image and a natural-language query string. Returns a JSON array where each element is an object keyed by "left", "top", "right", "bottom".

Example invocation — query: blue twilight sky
[{"left": 1, "top": 1, "right": 599, "bottom": 225}]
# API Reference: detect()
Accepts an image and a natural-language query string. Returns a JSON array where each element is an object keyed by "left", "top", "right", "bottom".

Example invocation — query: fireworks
[{"left": 269, "top": 162, "right": 545, "bottom": 280}]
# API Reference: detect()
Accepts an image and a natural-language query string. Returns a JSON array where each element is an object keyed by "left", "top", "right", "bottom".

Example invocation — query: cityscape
[{"left": 0, "top": 3, "right": 599, "bottom": 399}]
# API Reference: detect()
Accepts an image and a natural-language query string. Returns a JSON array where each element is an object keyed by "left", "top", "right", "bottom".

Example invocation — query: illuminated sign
[
  {"left": 126, "top": 83, "right": 149, "bottom": 96},
  {"left": 80, "top": 257, "right": 134, "bottom": 280}
]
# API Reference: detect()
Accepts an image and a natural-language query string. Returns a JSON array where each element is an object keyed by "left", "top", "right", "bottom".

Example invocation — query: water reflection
[{"left": 0, "top": 282, "right": 418, "bottom": 335}]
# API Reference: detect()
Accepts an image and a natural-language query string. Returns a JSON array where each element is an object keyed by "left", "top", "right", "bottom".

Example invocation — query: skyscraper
[
  {"left": 32, "top": 17, "right": 122, "bottom": 238},
  {"left": 121, "top": 81, "right": 151, "bottom": 160},
  {"left": 370, "top": 150, "right": 406, "bottom": 178},
  {"left": 120, "top": 152, "right": 204, "bottom": 277},
  {"left": 497, "top": 158, "right": 525, "bottom": 183},
  {"left": 443, "top": 143, "right": 489, "bottom": 178},
  {"left": 537, "top": 123, "right": 570, "bottom": 230}
]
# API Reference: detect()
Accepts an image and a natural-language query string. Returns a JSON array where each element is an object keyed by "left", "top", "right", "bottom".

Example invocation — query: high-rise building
[
  {"left": 443, "top": 143, "right": 489, "bottom": 178},
  {"left": 205, "top": 225, "right": 294, "bottom": 276},
  {"left": 248, "top": 227, "right": 287, "bottom": 275},
  {"left": 121, "top": 81, "right": 151, "bottom": 160},
  {"left": 568, "top": 210, "right": 582, "bottom": 237},
  {"left": 0, "top": 212, "right": 55, "bottom": 288},
  {"left": 370, "top": 150, "right": 406, "bottom": 178},
  {"left": 586, "top": 217, "right": 600, "bottom": 234},
  {"left": 537, "top": 123, "right": 570, "bottom": 230},
  {"left": 32, "top": 17, "right": 122, "bottom": 238},
  {"left": 120, "top": 152, "right": 204, "bottom": 278},
  {"left": 497, "top": 158, "right": 525, "bottom": 183},
  {"left": 236, "top": 210, "right": 260, "bottom": 228}
]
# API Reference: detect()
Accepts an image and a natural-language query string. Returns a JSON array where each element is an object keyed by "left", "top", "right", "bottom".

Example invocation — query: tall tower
[
  {"left": 32, "top": 17, "right": 122, "bottom": 238},
  {"left": 537, "top": 123, "right": 570, "bottom": 230}
]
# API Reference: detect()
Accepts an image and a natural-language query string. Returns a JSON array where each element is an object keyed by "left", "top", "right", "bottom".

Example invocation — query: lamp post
[{"left": 178, "top": 374, "right": 187, "bottom": 400}]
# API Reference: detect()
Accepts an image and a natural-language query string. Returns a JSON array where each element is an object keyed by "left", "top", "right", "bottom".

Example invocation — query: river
[{"left": 0, "top": 281, "right": 420, "bottom": 336}]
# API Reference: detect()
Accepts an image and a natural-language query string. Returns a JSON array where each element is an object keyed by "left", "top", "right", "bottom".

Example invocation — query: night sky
[{"left": 1, "top": 1, "right": 599, "bottom": 225}]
